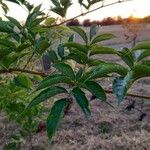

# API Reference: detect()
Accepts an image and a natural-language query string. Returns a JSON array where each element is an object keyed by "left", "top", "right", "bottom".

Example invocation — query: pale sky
[{"left": 0, "top": 0, "right": 150, "bottom": 22}]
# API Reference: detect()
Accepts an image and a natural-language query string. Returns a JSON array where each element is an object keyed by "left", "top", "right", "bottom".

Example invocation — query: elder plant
[{"left": 0, "top": 0, "right": 149, "bottom": 145}]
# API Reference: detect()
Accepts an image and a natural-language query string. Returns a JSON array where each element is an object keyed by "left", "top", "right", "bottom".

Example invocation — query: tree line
[{"left": 66, "top": 15, "right": 150, "bottom": 26}]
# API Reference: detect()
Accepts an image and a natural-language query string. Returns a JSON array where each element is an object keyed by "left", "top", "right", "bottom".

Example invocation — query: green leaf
[
  {"left": 84, "top": 81, "right": 106, "bottom": 101},
  {"left": 37, "top": 74, "right": 71, "bottom": 90},
  {"left": 63, "top": 42, "right": 87, "bottom": 53},
  {"left": 68, "top": 34, "right": 74, "bottom": 42},
  {"left": 90, "top": 24, "right": 99, "bottom": 41},
  {"left": 6, "top": 0, "right": 20, "bottom": 5},
  {"left": 13, "top": 74, "right": 33, "bottom": 89},
  {"left": 6, "top": 16, "right": 22, "bottom": 29},
  {"left": 81, "top": 63, "right": 128, "bottom": 81},
  {"left": 76, "top": 68, "right": 83, "bottom": 80},
  {"left": 137, "top": 50, "right": 150, "bottom": 61},
  {"left": 141, "top": 60, "right": 150, "bottom": 67},
  {"left": 91, "top": 33, "right": 115, "bottom": 45},
  {"left": 44, "top": 17, "right": 56, "bottom": 26},
  {"left": 0, "top": 39, "right": 16, "bottom": 50},
  {"left": 0, "top": 52, "right": 19, "bottom": 68},
  {"left": 132, "top": 65, "right": 150, "bottom": 79},
  {"left": 113, "top": 75, "right": 132, "bottom": 104},
  {"left": 30, "top": 17, "right": 46, "bottom": 28},
  {"left": 0, "top": 21, "right": 13, "bottom": 33},
  {"left": 113, "top": 65, "right": 150, "bottom": 104},
  {"left": 57, "top": 44, "right": 64, "bottom": 58},
  {"left": 90, "top": 45, "right": 118, "bottom": 55},
  {"left": 16, "top": 42, "right": 31, "bottom": 52},
  {"left": 35, "top": 39, "right": 49, "bottom": 55},
  {"left": 47, "top": 98, "right": 69, "bottom": 140},
  {"left": 53, "top": 62, "right": 75, "bottom": 80},
  {"left": 51, "top": 0, "right": 60, "bottom": 7},
  {"left": 0, "top": 48, "right": 11, "bottom": 58},
  {"left": 132, "top": 41, "right": 150, "bottom": 51},
  {"left": 118, "top": 48, "right": 134, "bottom": 68},
  {"left": 70, "top": 26, "right": 88, "bottom": 44},
  {"left": 25, "top": 5, "right": 45, "bottom": 27},
  {"left": 69, "top": 48, "right": 88, "bottom": 64},
  {"left": 72, "top": 87, "right": 91, "bottom": 116},
  {"left": 87, "top": 59, "right": 106, "bottom": 66},
  {"left": 27, "top": 86, "right": 67, "bottom": 108},
  {"left": 48, "top": 50, "right": 58, "bottom": 63}
]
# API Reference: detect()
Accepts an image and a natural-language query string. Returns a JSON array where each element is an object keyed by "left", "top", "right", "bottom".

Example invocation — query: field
[{"left": 0, "top": 24, "right": 150, "bottom": 150}]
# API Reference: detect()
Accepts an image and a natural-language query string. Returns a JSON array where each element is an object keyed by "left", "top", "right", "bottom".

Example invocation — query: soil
[{"left": 0, "top": 25, "right": 150, "bottom": 150}]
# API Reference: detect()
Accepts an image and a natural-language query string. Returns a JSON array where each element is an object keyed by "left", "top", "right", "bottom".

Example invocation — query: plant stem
[
  {"left": 0, "top": 68, "right": 47, "bottom": 77},
  {"left": 105, "top": 89, "right": 150, "bottom": 100}
]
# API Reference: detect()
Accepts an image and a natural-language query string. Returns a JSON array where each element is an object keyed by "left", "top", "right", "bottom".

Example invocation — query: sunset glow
[{"left": 0, "top": 0, "right": 149, "bottom": 21}]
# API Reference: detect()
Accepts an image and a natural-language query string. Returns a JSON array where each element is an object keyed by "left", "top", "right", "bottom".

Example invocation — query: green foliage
[
  {"left": 84, "top": 81, "right": 106, "bottom": 102},
  {"left": 79, "top": 0, "right": 103, "bottom": 9},
  {"left": 47, "top": 98, "right": 69, "bottom": 139},
  {"left": 27, "top": 86, "right": 67, "bottom": 108},
  {"left": 0, "top": 1, "right": 149, "bottom": 145},
  {"left": 51, "top": 0, "right": 72, "bottom": 17},
  {"left": 72, "top": 87, "right": 91, "bottom": 117}
]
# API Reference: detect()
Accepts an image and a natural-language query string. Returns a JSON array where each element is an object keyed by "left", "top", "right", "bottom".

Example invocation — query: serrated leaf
[
  {"left": 37, "top": 74, "right": 71, "bottom": 90},
  {"left": 91, "top": 33, "right": 115, "bottom": 45},
  {"left": 27, "top": 86, "right": 67, "bottom": 108},
  {"left": 70, "top": 26, "right": 88, "bottom": 44},
  {"left": 72, "top": 87, "right": 91, "bottom": 116},
  {"left": 84, "top": 81, "right": 106, "bottom": 101},
  {"left": 53, "top": 62, "right": 75, "bottom": 80},
  {"left": 47, "top": 98, "right": 69, "bottom": 140}
]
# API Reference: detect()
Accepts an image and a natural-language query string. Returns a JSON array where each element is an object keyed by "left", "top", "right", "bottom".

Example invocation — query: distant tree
[
  {"left": 83, "top": 19, "right": 91, "bottom": 27},
  {"left": 100, "top": 17, "right": 117, "bottom": 26},
  {"left": 91, "top": 20, "right": 101, "bottom": 26},
  {"left": 66, "top": 19, "right": 80, "bottom": 26}
]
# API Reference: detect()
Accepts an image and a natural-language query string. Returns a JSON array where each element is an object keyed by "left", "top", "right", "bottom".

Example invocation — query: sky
[{"left": 0, "top": 0, "right": 150, "bottom": 22}]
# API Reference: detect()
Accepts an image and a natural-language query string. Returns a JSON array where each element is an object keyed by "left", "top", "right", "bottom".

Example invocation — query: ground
[{"left": 0, "top": 24, "right": 150, "bottom": 150}]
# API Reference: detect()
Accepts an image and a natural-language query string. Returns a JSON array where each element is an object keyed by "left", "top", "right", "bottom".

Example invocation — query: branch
[
  {"left": 23, "top": 53, "right": 35, "bottom": 69},
  {"left": 44, "top": 0, "right": 133, "bottom": 28},
  {"left": 0, "top": 69, "right": 149, "bottom": 99},
  {"left": 105, "top": 89, "right": 150, "bottom": 100},
  {"left": 0, "top": 68, "right": 47, "bottom": 77}
]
